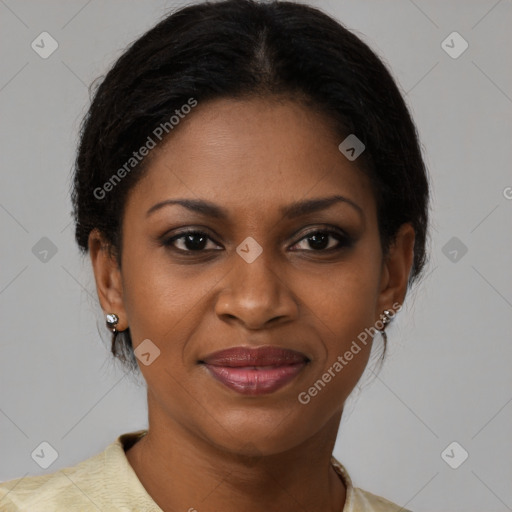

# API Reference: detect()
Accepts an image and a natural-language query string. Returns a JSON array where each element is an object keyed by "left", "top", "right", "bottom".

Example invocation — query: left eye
[{"left": 291, "top": 230, "right": 350, "bottom": 251}]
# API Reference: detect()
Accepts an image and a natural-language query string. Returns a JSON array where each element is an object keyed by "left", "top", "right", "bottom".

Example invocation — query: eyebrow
[{"left": 146, "top": 194, "right": 364, "bottom": 221}]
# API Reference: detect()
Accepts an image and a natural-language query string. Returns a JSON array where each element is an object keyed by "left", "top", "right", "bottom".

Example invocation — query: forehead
[{"left": 126, "top": 97, "right": 376, "bottom": 221}]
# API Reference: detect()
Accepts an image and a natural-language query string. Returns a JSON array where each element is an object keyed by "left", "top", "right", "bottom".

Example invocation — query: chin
[{"left": 205, "top": 413, "right": 314, "bottom": 459}]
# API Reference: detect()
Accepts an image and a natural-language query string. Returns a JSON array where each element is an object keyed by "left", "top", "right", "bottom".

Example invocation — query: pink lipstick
[{"left": 200, "top": 346, "right": 309, "bottom": 395}]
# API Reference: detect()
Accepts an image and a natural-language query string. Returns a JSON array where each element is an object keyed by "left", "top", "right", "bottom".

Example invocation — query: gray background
[{"left": 1, "top": 1, "right": 511, "bottom": 511}]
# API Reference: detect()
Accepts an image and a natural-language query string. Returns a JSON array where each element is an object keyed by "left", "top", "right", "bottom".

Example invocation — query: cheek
[
  {"left": 300, "top": 248, "right": 382, "bottom": 343},
  {"left": 298, "top": 244, "right": 382, "bottom": 390},
  {"left": 296, "top": 270, "right": 379, "bottom": 413},
  {"left": 120, "top": 244, "right": 213, "bottom": 345}
]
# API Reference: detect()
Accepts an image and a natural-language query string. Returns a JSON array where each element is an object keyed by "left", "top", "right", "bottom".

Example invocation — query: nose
[{"left": 214, "top": 248, "right": 299, "bottom": 330}]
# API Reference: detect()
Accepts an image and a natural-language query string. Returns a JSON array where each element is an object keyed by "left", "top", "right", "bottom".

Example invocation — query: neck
[{"left": 125, "top": 393, "right": 347, "bottom": 512}]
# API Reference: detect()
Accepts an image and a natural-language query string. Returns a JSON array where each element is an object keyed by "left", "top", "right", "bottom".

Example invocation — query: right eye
[{"left": 162, "top": 230, "right": 223, "bottom": 253}]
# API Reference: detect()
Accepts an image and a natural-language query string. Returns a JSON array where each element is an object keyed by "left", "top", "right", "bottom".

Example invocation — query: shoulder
[
  {"left": 0, "top": 446, "right": 108, "bottom": 511},
  {"left": 0, "top": 430, "right": 152, "bottom": 511},
  {"left": 331, "top": 456, "right": 412, "bottom": 512},
  {"left": 351, "top": 487, "right": 413, "bottom": 512}
]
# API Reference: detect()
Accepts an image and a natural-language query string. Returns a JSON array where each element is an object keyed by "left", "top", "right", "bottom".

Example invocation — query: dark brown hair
[{"left": 71, "top": 0, "right": 430, "bottom": 371}]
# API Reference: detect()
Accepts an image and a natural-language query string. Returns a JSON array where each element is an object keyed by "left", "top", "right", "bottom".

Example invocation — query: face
[{"left": 90, "top": 97, "right": 414, "bottom": 457}]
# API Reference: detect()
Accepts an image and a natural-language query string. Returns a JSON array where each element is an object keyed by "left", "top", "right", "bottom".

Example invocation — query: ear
[
  {"left": 88, "top": 228, "right": 127, "bottom": 331},
  {"left": 375, "top": 222, "right": 415, "bottom": 319}
]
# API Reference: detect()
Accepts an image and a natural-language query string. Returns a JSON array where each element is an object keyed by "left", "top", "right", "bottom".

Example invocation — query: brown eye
[
  {"left": 163, "top": 230, "right": 222, "bottom": 252},
  {"left": 291, "top": 229, "right": 352, "bottom": 252}
]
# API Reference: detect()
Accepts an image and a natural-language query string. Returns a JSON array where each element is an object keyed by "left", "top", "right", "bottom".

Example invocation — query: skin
[{"left": 89, "top": 96, "right": 415, "bottom": 512}]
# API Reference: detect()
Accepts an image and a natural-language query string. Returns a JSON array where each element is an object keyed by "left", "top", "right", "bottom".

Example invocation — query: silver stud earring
[
  {"left": 378, "top": 309, "right": 394, "bottom": 345},
  {"left": 106, "top": 313, "right": 119, "bottom": 333},
  {"left": 380, "top": 309, "right": 394, "bottom": 328}
]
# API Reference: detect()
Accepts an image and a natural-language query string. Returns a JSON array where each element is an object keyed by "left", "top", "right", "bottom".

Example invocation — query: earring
[
  {"left": 380, "top": 309, "right": 394, "bottom": 329},
  {"left": 106, "top": 313, "right": 119, "bottom": 334},
  {"left": 378, "top": 309, "right": 394, "bottom": 345}
]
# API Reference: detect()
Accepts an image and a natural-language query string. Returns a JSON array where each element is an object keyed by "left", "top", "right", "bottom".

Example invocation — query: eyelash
[{"left": 162, "top": 227, "right": 353, "bottom": 255}]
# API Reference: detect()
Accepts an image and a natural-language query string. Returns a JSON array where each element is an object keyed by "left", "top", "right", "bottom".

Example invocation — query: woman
[{"left": 0, "top": 0, "right": 429, "bottom": 510}]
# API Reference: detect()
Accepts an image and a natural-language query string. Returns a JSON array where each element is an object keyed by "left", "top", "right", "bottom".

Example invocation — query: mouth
[{"left": 198, "top": 346, "right": 310, "bottom": 396}]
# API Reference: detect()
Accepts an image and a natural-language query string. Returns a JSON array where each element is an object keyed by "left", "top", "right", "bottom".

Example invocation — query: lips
[{"left": 199, "top": 346, "right": 309, "bottom": 395}]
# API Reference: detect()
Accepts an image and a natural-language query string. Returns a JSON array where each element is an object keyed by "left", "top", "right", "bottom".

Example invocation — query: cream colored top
[{"left": 0, "top": 430, "right": 411, "bottom": 511}]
